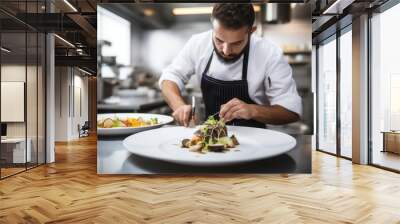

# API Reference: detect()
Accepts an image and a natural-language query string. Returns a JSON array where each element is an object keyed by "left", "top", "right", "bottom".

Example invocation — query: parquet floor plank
[{"left": 0, "top": 135, "right": 399, "bottom": 223}]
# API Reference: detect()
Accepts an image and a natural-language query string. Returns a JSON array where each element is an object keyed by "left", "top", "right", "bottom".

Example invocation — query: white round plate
[
  {"left": 122, "top": 126, "right": 296, "bottom": 166},
  {"left": 97, "top": 113, "right": 174, "bottom": 136}
]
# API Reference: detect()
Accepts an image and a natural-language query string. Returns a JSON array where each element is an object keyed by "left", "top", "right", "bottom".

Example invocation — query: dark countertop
[
  {"left": 97, "top": 126, "right": 311, "bottom": 174},
  {"left": 97, "top": 96, "right": 167, "bottom": 113}
]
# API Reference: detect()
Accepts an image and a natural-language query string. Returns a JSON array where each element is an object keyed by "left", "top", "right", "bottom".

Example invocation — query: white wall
[
  {"left": 1, "top": 65, "right": 41, "bottom": 137},
  {"left": 1, "top": 65, "right": 26, "bottom": 139},
  {"left": 131, "top": 24, "right": 143, "bottom": 68},
  {"left": 55, "top": 66, "right": 69, "bottom": 141},
  {"left": 1, "top": 64, "right": 46, "bottom": 163},
  {"left": 98, "top": 6, "right": 131, "bottom": 66},
  {"left": 140, "top": 22, "right": 211, "bottom": 75},
  {"left": 72, "top": 74, "right": 89, "bottom": 138},
  {"left": 54, "top": 67, "right": 89, "bottom": 141}
]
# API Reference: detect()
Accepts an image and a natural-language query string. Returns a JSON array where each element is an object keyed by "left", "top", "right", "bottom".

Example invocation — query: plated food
[
  {"left": 123, "top": 125, "right": 297, "bottom": 166},
  {"left": 98, "top": 116, "right": 158, "bottom": 128},
  {"left": 181, "top": 116, "right": 239, "bottom": 153},
  {"left": 97, "top": 113, "right": 174, "bottom": 136}
]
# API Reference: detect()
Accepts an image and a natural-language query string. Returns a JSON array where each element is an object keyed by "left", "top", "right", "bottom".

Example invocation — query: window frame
[
  {"left": 315, "top": 23, "right": 353, "bottom": 161},
  {"left": 367, "top": 0, "right": 400, "bottom": 173}
]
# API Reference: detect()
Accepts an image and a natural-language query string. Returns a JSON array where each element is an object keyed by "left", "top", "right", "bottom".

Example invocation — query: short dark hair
[{"left": 211, "top": 3, "right": 255, "bottom": 30}]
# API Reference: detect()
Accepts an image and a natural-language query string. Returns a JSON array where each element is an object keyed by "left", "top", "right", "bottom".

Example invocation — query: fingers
[
  {"left": 179, "top": 110, "right": 185, "bottom": 126},
  {"left": 182, "top": 107, "right": 190, "bottom": 127},
  {"left": 219, "top": 98, "right": 242, "bottom": 119},
  {"left": 172, "top": 110, "right": 183, "bottom": 126},
  {"left": 232, "top": 108, "right": 247, "bottom": 121},
  {"left": 222, "top": 104, "right": 242, "bottom": 122},
  {"left": 172, "top": 105, "right": 192, "bottom": 126}
]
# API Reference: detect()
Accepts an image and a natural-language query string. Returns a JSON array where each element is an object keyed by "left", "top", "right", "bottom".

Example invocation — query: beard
[{"left": 213, "top": 41, "right": 247, "bottom": 64}]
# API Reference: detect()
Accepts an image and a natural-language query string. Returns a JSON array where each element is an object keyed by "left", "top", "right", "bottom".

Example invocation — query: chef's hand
[
  {"left": 219, "top": 98, "right": 255, "bottom": 122},
  {"left": 172, "top": 104, "right": 192, "bottom": 127}
]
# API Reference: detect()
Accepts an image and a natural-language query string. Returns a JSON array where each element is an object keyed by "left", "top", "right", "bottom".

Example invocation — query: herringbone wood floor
[{"left": 1, "top": 135, "right": 400, "bottom": 224}]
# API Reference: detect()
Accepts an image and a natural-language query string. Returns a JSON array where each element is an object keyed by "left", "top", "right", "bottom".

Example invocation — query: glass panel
[
  {"left": 0, "top": 1, "right": 46, "bottom": 178},
  {"left": 371, "top": 3, "right": 400, "bottom": 171},
  {"left": 0, "top": 1, "right": 29, "bottom": 178},
  {"left": 317, "top": 38, "right": 337, "bottom": 154},
  {"left": 339, "top": 29, "right": 352, "bottom": 158},
  {"left": 26, "top": 0, "right": 40, "bottom": 169},
  {"left": 1, "top": 31, "right": 28, "bottom": 177},
  {"left": 27, "top": 31, "right": 38, "bottom": 169}
]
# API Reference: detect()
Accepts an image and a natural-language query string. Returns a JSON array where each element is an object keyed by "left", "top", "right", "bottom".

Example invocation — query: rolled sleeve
[
  {"left": 158, "top": 72, "right": 186, "bottom": 92},
  {"left": 265, "top": 50, "right": 302, "bottom": 116},
  {"left": 158, "top": 36, "right": 196, "bottom": 92}
]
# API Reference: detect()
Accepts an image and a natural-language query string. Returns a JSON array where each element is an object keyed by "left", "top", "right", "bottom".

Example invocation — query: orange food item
[{"left": 127, "top": 118, "right": 146, "bottom": 127}]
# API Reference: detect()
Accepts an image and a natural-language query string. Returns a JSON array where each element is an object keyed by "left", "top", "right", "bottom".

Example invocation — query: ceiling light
[
  {"left": 322, "top": 0, "right": 355, "bottom": 15},
  {"left": 143, "top": 9, "right": 155, "bottom": 16},
  {"left": 172, "top": 5, "right": 260, "bottom": 15},
  {"left": 54, "top": 34, "right": 75, "bottom": 48},
  {"left": 78, "top": 67, "right": 93, "bottom": 76},
  {"left": 1, "top": 47, "right": 11, "bottom": 53},
  {"left": 63, "top": 0, "right": 78, "bottom": 12},
  {"left": 172, "top": 6, "right": 212, "bottom": 15}
]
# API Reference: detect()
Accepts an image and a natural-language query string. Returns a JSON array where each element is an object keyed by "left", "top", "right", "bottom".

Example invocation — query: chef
[{"left": 159, "top": 3, "right": 302, "bottom": 128}]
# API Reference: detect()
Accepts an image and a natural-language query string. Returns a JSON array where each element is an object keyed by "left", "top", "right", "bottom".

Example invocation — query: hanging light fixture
[
  {"left": 54, "top": 34, "right": 75, "bottom": 48},
  {"left": 63, "top": 0, "right": 78, "bottom": 12},
  {"left": 1, "top": 47, "right": 11, "bottom": 53}
]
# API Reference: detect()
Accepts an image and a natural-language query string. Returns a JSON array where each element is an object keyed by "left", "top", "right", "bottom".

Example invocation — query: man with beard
[{"left": 159, "top": 3, "right": 301, "bottom": 128}]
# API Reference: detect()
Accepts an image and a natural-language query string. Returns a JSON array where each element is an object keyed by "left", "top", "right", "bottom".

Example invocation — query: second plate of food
[
  {"left": 122, "top": 125, "right": 297, "bottom": 166},
  {"left": 97, "top": 113, "right": 174, "bottom": 136}
]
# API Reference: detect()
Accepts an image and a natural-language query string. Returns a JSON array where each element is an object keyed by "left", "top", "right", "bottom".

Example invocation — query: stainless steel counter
[{"left": 97, "top": 127, "right": 312, "bottom": 174}]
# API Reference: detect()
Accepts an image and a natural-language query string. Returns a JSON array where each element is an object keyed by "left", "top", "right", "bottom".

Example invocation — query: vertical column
[
  {"left": 352, "top": 14, "right": 369, "bottom": 164},
  {"left": 311, "top": 45, "right": 317, "bottom": 150},
  {"left": 88, "top": 76, "right": 97, "bottom": 133},
  {"left": 336, "top": 30, "right": 341, "bottom": 157},
  {"left": 46, "top": 0, "right": 55, "bottom": 163}
]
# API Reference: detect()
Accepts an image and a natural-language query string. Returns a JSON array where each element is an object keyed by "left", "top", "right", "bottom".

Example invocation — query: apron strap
[
  {"left": 241, "top": 37, "right": 250, "bottom": 80},
  {"left": 203, "top": 50, "right": 214, "bottom": 77}
]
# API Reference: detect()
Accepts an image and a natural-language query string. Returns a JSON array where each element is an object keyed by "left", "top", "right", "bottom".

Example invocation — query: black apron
[{"left": 200, "top": 39, "right": 265, "bottom": 128}]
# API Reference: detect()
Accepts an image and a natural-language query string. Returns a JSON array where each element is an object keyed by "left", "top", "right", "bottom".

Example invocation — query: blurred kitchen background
[{"left": 97, "top": 3, "right": 312, "bottom": 134}]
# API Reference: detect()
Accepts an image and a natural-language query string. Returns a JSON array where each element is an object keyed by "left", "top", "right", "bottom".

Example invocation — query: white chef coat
[{"left": 158, "top": 30, "right": 302, "bottom": 116}]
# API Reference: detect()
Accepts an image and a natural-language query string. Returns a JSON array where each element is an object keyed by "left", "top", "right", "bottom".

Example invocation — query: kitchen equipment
[
  {"left": 189, "top": 96, "right": 196, "bottom": 127},
  {"left": 261, "top": 3, "right": 291, "bottom": 24},
  {"left": 122, "top": 126, "right": 296, "bottom": 166}
]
